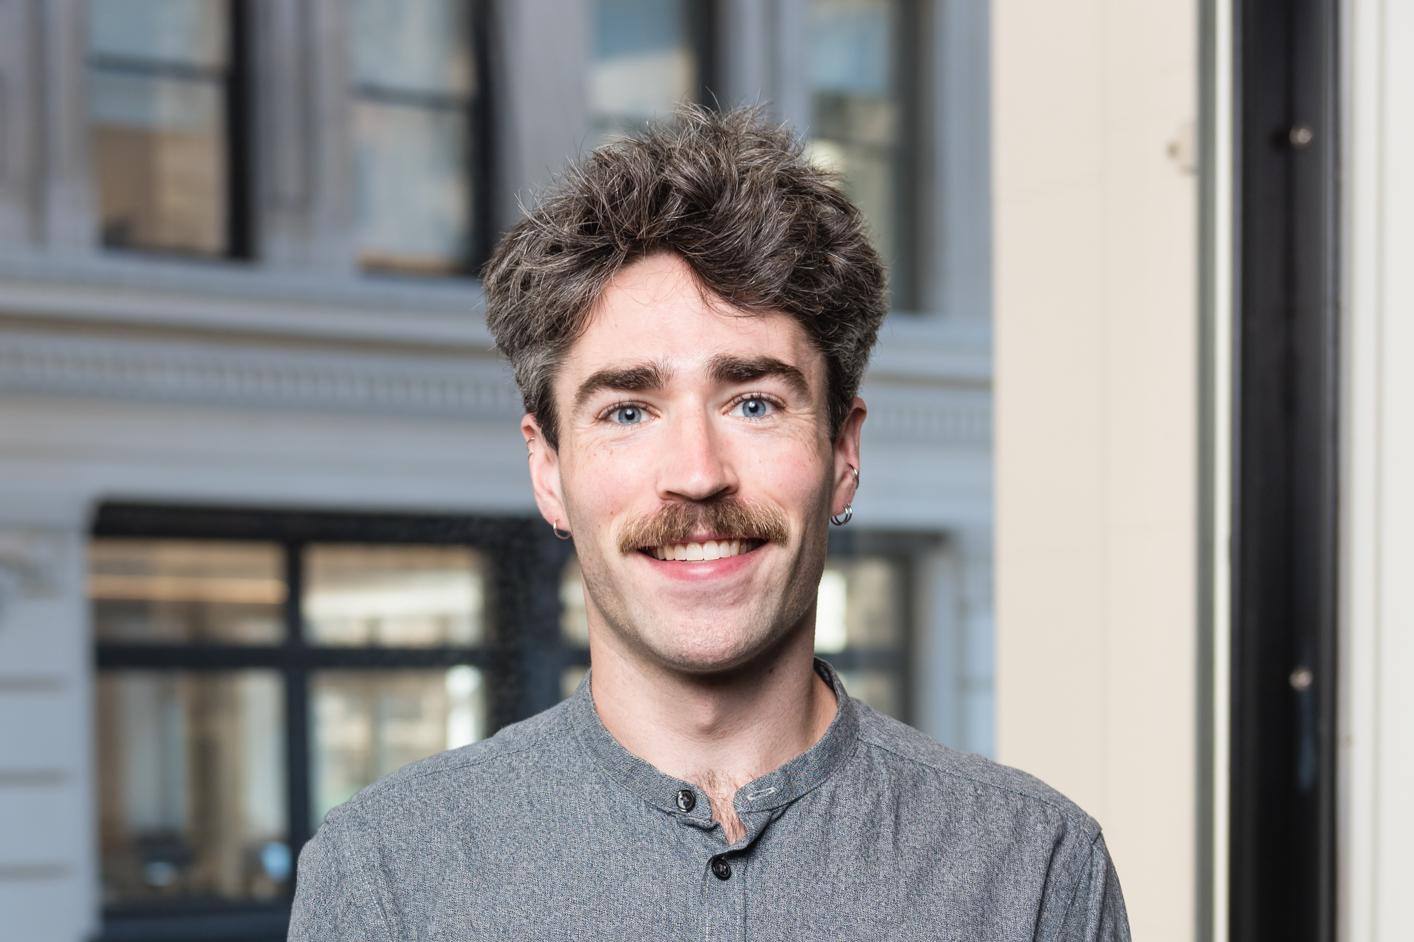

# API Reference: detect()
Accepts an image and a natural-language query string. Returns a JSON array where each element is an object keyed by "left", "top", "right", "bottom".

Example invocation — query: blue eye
[
  {"left": 608, "top": 404, "right": 645, "bottom": 425},
  {"left": 733, "top": 396, "right": 775, "bottom": 420}
]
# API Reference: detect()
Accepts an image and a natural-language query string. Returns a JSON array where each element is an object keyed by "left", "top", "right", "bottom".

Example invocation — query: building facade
[{"left": 0, "top": 2, "right": 994, "bottom": 939}]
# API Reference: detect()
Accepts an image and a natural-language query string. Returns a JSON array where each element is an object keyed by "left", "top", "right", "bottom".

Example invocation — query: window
[
  {"left": 87, "top": 0, "right": 244, "bottom": 257},
  {"left": 351, "top": 0, "right": 487, "bottom": 275},
  {"left": 588, "top": 0, "right": 711, "bottom": 144},
  {"left": 806, "top": 0, "right": 916, "bottom": 308},
  {"left": 91, "top": 506, "right": 553, "bottom": 937}
]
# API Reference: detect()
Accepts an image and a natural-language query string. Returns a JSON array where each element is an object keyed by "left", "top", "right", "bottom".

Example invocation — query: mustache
[{"left": 617, "top": 499, "right": 790, "bottom": 553}]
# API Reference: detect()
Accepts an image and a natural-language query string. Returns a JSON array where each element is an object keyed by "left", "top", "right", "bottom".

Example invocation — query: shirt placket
[
  {"left": 694, "top": 800, "right": 781, "bottom": 942},
  {"left": 699, "top": 846, "right": 747, "bottom": 942}
]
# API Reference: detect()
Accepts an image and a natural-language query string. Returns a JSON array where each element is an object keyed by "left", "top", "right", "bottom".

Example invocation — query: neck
[{"left": 587, "top": 629, "right": 838, "bottom": 791}]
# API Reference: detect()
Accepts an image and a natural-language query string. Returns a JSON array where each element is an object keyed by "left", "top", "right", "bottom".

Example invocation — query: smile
[{"left": 642, "top": 539, "right": 764, "bottom": 562}]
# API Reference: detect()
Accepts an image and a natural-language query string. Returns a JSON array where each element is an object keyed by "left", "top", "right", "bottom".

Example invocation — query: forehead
[{"left": 560, "top": 253, "right": 821, "bottom": 384}]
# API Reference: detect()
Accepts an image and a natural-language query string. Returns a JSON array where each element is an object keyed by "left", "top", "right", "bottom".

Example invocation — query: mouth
[{"left": 639, "top": 538, "right": 766, "bottom": 562}]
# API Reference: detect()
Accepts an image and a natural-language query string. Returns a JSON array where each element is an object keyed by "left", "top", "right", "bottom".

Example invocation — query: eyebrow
[
  {"left": 573, "top": 361, "right": 673, "bottom": 411},
  {"left": 708, "top": 354, "right": 811, "bottom": 399},
  {"left": 571, "top": 354, "right": 812, "bottom": 412}
]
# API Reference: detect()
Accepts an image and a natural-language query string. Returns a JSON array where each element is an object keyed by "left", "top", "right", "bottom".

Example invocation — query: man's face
[{"left": 524, "top": 252, "right": 864, "bottom": 676}]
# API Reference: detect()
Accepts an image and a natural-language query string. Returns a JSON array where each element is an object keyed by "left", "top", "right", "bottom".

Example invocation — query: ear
[
  {"left": 523, "top": 414, "right": 569, "bottom": 534},
  {"left": 830, "top": 397, "right": 867, "bottom": 518}
]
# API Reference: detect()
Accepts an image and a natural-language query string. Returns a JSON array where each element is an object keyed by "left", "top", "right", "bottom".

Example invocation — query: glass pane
[
  {"left": 89, "top": 0, "right": 230, "bottom": 69},
  {"left": 96, "top": 671, "right": 288, "bottom": 906},
  {"left": 304, "top": 544, "right": 486, "bottom": 647},
  {"left": 589, "top": 0, "right": 698, "bottom": 140},
  {"left": 89, "top": 71, "right": 228, "bottom": 255},
  {"left": 808, "top": 0, "right": 898, "bottom": 142},
  {"left": 310, "top": 668, "right": 486, "bottom": 822},
  {"left": 90, "top": 540, "right": 284, "bottom": 644},
  {"left": 814, "top": 557, "right": 903, "bottom": 653},
  {"left": 354, "top": 101, "right": 472, "bottom": 274},
  {"left": 807, "top": 0, "right": 902, "bottom": 300},
  {"left": 560, "top": 557, "right": 590, "bottom": 645},
  {"left": 805, "top": 140, "right": 896, "bottom": 285},
  {"left": 353, "top": 0, "right": 475, "bottom": 95},
  {"left": 838, "top": 668, "right": 902, "bottom": 718}
]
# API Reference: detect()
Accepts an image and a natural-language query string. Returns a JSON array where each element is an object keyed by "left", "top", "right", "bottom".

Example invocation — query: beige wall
[{"left": 992, "top": 2, "right": 1199, "bottom": 939}]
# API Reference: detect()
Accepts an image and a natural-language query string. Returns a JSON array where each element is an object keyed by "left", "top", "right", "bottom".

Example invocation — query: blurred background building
[
  {"left": 2, "top": 1, "right": 1412, "bottom": 942},
  {"left": 0, "top": 2, "right": 993, "bottom": 939}
]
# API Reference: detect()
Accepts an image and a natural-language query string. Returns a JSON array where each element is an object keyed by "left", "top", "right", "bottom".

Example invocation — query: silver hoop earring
[
  {"left": 552, "top": 522, "right": 571, "bottom": 541},
  {"left": 831, "top": 464, "right": 858, "bottom": 526}
]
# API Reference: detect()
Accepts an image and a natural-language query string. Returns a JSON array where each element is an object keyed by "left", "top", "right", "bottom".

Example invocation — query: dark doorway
[{"left": 1230, "top": 0, "right": 1340, "bottom": 939}]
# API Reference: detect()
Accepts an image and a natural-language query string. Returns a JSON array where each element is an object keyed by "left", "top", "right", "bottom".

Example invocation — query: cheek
[
  {"left": 757, "top": 463, "right": 831, "bottom": 520},
  {"left": 562, "top": 447, "right": 638, "bottom": 529},
  {"left": 748, "top": 447, "right": 834, "bottom": 512}
]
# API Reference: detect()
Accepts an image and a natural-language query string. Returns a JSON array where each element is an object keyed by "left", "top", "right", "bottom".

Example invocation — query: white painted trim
[
  {"left": 1208, "top": 3, "right": 1234, "bottom": 940},
  {"left": 0, "top": 250, "right": 990, "bottom": 389},
  {"left": 1339, "top": 1, "right": 1384, "bottom": 939},
  {"left": 0, "top": 328, "right": 989, "bottom": 449}
]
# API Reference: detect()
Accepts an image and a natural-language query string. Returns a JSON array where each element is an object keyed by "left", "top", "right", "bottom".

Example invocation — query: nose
[{"left": 656, "top": 404, "right": 738, "bottom": 503}]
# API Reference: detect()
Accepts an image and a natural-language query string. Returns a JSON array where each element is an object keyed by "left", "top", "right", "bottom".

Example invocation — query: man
[{"left": 289, "top": 107, "right": 1130, "bottom": 941}]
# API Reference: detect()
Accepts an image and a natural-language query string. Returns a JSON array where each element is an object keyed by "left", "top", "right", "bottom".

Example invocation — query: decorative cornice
[
  {"left": 0, "top": 675, "right": 66, "bottom": 693},
  {"left": 0, "top": 327, "right": 991, "bottom": 448},
  {"left": 0, "top": 864, "right": 72, "bottom": 882},
  {"left": 0, "top": 769, "right": 67, "bottom": 786},
  {"left": 0, "top": 329, "right": 525, "bottom": 421},
  {"left": 869, "top": 401, "right": 991, "bottom": 449}
]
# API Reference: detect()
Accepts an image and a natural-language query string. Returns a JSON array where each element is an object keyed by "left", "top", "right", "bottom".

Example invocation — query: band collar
[{"left": 566, "top": 657, "right": 861, "bottom": 821}]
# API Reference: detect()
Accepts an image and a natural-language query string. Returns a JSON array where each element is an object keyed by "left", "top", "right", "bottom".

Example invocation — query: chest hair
[{"left": 695, "top": 770, "right": 754, "bottom": 844}]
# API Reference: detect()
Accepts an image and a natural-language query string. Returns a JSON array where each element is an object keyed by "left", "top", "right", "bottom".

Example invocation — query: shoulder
[
  {"left": 321, "top": 697, "right": 573, "bottom": 838},
  {"left": 851, "top": 699, "right": 1102, "bottom": 843}
]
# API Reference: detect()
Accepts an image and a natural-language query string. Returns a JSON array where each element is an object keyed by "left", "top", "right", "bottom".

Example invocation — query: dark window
[
  {"left": 91, "top": 505, "right": 559, "bottom": 939},
  {"left": 806, "top": 0, "right": 918, "bottom": 309},
  {"left": 88, "top": 0, "right": 246, "bottom": 258},
  {"left": 351, "top": 0, "right": 489, "bottom": 276},
  {"left": 91, "top": 505, "right": 916, "bottom": 937}
]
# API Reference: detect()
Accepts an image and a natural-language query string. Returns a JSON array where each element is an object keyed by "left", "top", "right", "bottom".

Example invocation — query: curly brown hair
[{"left": 481, "top": 105, "right": 887, "bottom": 449}]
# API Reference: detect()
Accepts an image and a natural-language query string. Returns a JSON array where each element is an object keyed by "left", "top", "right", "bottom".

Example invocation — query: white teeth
[{"left": 649, "top": 540, "right": 749, "bottom": 562}]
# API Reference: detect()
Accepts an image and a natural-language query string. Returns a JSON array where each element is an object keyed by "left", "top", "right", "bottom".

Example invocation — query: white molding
[
  {"left": 0, "top": 328, "right": 522, "bottom": 420},
  {"left": 0, "top": 251, "right": 493, "bottom": 347},
  {"left": 1340, "top": 2, "right": 1414, "bottom": 940},
  {"left": 0, "top": 327, "right": 991, "bottom": 454},
  {"left": 1208, "top": 3, "right": 1235, "bottom": 940},
  {"left": 0, "top": 251, "right": 992, "bottom": 383}
]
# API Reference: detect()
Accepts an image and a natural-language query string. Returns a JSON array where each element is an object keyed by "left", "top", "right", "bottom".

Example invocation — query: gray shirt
[{"left": 289, "top": 659, "right": 1130, "bottom": 941}]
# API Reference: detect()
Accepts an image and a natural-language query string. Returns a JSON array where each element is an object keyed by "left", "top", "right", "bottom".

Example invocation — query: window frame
[
  {"left": 584, "top": 0, "right": 717, "bottom": 141},
  {"left": 86, "top": 0, "right": 252, "bottom": 261},
  {"left": 349, "top": 0, "right": 494, "bottom": 277},
  {"left": 91, "top": 502, "right": 564, "bottom": 940},
  {"left": 90, "top": 504, "right": 922, "bottom": 938},
  {"left": 803, "top": 0, "right": 922, "bottom": 311}
]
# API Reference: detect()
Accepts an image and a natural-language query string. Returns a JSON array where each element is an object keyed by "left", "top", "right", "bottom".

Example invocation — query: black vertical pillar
[{"left": 1231, "top": 0, "right": 1340, "bottom": 940}]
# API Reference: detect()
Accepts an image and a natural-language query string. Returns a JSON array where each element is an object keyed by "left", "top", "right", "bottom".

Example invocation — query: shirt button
[
  {"left": 675, "top": 789, "right": 696, "bottom": 813},
  {"left": 710, "top": 855, "right": 732, "bottom": 881}
]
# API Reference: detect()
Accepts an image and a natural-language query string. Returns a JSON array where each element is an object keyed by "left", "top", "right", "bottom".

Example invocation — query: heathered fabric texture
[{"left": 289, "top": 660, "right": 1130, "bottom": 941}]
